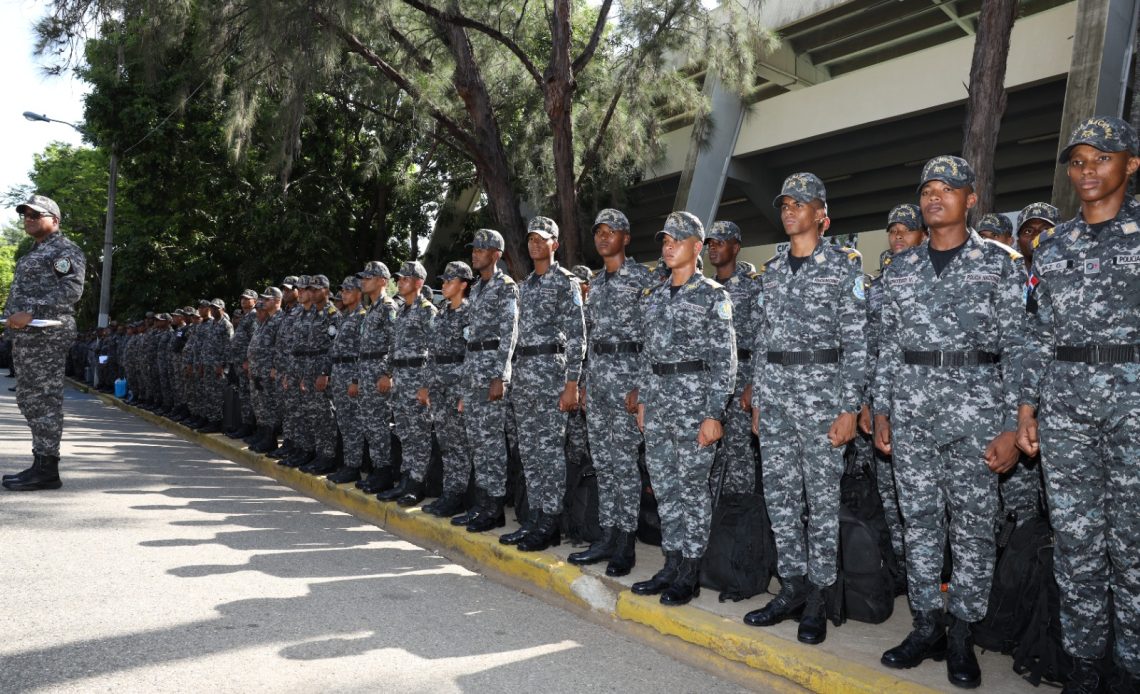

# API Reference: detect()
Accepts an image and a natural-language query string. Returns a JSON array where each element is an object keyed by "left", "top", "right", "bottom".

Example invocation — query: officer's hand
[
  {"left": 873, "top": 414, "right": 892, "bottom": 455},
  {"left": 740, "top": 384, "right": 753, "bottom": 412},
  {"left": 315, "top": 375, "right": 329, "bottom": 392},
  {"left": 697, "top": 418, "right": 724, "bottom": 447},
  {"left": 457, "top": 397, "right": 464, "bottom": 413},
  {"left": 488, "top": 378, "right": 504, "bottom": 401},
  {"left": 377, "top": 375, "right": 392, "bottom": 394},
  {"left": 416, "top": 387, "right": 430, "bottom": 407},
  {"left": 242, "top": 361, "right": 249, "bottom": 373},
  {"left": 635, "top": 403, "right": 645, "bottom": 432},
  {"left": 215, "top": 366, "right": 224, "bottom": 378},
  {"left": 558, "top": 381, "right": 579, "bottom": 412},
  {"left": 579, "top": 385, "right": 587, "bottom": 410},
  {"left": 347, "top": 382, "right": 359, "bottom": 398},
  {"left": 269, "top": 368, "right": 277, "bottom": 379},
  {"left": 1016, "top": 404, "right": 1040, "bottom": 457},
  {"left": 751, "top": 407, "right": 760, "bottom": 436},
  {"left": 299, "top": 380, "right": 308, "bottom": 394},
  {"left": 858, "top": 405, "right": 873, "bottom": 435},
  {"left": 280, "top": 376, "right": 289, "bottom": 391},
  {"left": 984, "top": 431, "right": 1020, "bottom": 474},
  {"left": 5, "top": 312, "right": 32, "bottom": 330},
  {"left": 828, "top": 411, "right": 857, "bottom": 448},
  {"left": 625, "top": 388, "right": 639, "bottom": 414}
]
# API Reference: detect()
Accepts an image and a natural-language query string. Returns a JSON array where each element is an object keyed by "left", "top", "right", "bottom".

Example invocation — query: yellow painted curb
[{"left": 73, "top": 380, "right": 941, "bottom": 694}]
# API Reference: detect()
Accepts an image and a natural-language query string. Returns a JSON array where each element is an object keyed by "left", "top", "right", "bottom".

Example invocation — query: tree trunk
[
  {"left": 961, "top": 0, "right": 1018, "bottom": 225},
  {"left": 546, "top": 0, "right": 581, "bottom": 267}
]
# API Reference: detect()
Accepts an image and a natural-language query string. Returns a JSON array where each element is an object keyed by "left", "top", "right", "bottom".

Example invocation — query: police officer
[
  {"left": 1015, "top": 202, "right": 1060, "bottom": 273},
  {"left": 498, "top": 217, "right": 586, "bottom": 552},
  {"left": 1017, "top": 117, "right": 1140, "bottom": 693},
  {"left": 278, "top": 277, "right": 315, "bottom": 467},
  {"left": 631, "top": 211, "right": 736, "bottom": 606},
  {"left": 420, "top": 261, "right": 475, "bottom": 518},
  {"left": 296, "top": 275, "right": 339, "bottom": 475},
  {"left": 568, "top": 209, "right": 654, "bottom": 576},
  {"left": 198, "top": 299, "right": 233, "bottom": 433},
  {"left": 564, "top": 264, "right": 594, "bottom": 475},
  {"left": 355, "top": 262, "right": 399, "bottom": 493},
  {"left": 227, "top": 289, "right": 259, "bottom": 439},
  {"left": 247, "top": 287, "right": 283, "bottom": 454},
  {"left": 705, "top": 220, "right": 761, "bottom": 496},
  {"left": 453, "top": 229, "right": 520, "bottom": 533},
  {"left": 325, "top": 276, "right": 368, "bottom": 483},
  {"left": 2, "top": 194, "right": 86, "bottom": 491},
  {"left": 874, "top": 156, "right": 1025, "bottom": 688},
  {"left": 743, "top": 174, "right": 867, "bottom": 646},
  {"left": 976, "top": 213, "right": 1014, "bottom": 246},
  {"left": 378, "top": 261, "right": 438, "bottom": 505},
  {"left": 269, "top": 277, "right": 302, "bottom": 459}
]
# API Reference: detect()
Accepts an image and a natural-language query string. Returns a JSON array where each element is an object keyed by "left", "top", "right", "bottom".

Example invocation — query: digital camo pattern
[
  {"left": 712, "top": 260, "right": 762, "bottom": 495},
  {"left": 229, "top": 310, "right": 257, "bottom": 423},
  {"left": 248, "top": 311, "right": 282, "bottom": 430},
  {"left": 358, "top": 295, "right": 398, "bottom": 470},
  {"left": 390, "top": 295, "right": 437, "bottom": 482},
  {"left": 329, "top": 303, "right": 367, "bottom": 468},
  {"left": 427, "top": 300, "right": 471, "bottom": 494},
  {"left": 202, "top": 315, "right": 233, "bottom": 422},
  {"left": 862, "top": 272, "right": 904, "bottom": 556},
  {"left": 296, "top": 301, "right": 338, "bottom": 457}
]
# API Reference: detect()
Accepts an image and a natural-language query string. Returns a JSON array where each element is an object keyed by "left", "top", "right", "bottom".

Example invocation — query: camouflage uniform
[
  {"left": 873, "top": 157, "right": 1026, "bottom": 623},
  {"left": 357, "top": 262, "right": 399, "bottom": 470},
  {"left": 1, "top": 196, "right": 86, "bottom": 458},
  {"left": 295, "top": 278, "right": 339, "bottom": 459},
  {"left": 640, "top": 212, "right": 736, "bottom": 559},
  {"left": 565, "top": 264, "right": 595, "bottom": 469},
  {"left": 462, "top": 229, "right": 520, "bottom": 499},
  {"left": 276, "top": 294, "right": 306, "bottom": 449},
  {"left": 202, "top": 301, "right": 234, "bottom": 423},
  {"left": 248, "top": 303, "right": 283, "bottom": 433},
  {"left": 151, "top": 319, "right": 173, "bottom": 409},
  {"left": 427, "top": 262, "right": 474, "bottom": 495},
  {"left": 229, "top": 291, "right": 259, "bottom": 425},
  {"left": 1021, "top": 118, "right": 1140, "bottom": 675},
  {"left": 512, "top": 217, "right": 587, "bottom": 516},
  {"left": 328, "top": 278, "right": 368, "bottom": 469},
  {"left": 389, "top": 262, "right": 438, "bottom": 483},
  {"left": 709, "top": 222, "right": 762, "bottom": 495}
]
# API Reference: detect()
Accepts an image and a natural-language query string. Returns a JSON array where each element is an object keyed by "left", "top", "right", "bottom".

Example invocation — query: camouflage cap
[
  {"left": 708, "top": 220, "right": 742, "bottom": 242},
  {"left": 308, "top": 274, "right": 330, "bottom": 289},
  {"left": 15, "top": 193, "right": 61, "bottom": 219},
  {"left": 341, "top": 275, "right": 361, "bottom": 291},
  {"left": 331, "top": 291, "right": 343, "bottom": 303},
  {"left": 1059, "top": 115, "right": 1139, "bottom": 163},
  {"left": 917, "top": 155, "right": 975, "bottom": 191},
  {"left": 654, "top": 211, "right": 705, "bottom": 243},
  {"left": 181, "top": 305, "right": 196, "bottom": 314},
  {"left": 772, "top": 172, "right": 827, "bottom": 208},
  {"left": 280, "top": 275, "right": 300, "bottom": 289},
  {"left": 976, "top": 213, "right": 1013, "bottom": 237},
  {"left": 295, "top": 275, "right": 311, "bottom": 289},
  {"left": 395, "top": 261, "right": 427, "bottom": 280},
  {"left": 1016, "top": 202, "right": 1060, "bottom": 231},
  {"left": 527, "top": 216, "right": 559, "bottom": 240},
  {"left": 145, "top": 311, "right": 156, "bottom": 318},
  {"left": 887, "top": 203, "right": 924, "bottom": 231},
  {"left": 592, "top": 208, "right": 630, "bottom": 233},
  {"left": 467, "top": 228, "right": 505, "bottom": 251},
  {"left": 155, "top": 313, "right": 171, "bottom": 322},
  {"left": 571, "top": 265, "right": 593, "bottom": 283},
  {"left": 260, "top": 286, "right": 283, "bottom": 300},
  {"left": 171, "top": 308, "right": 186, "bottom": 317},
  {"left": 358, "top": 261, "right": 390, "bottom": 279},
  {"left": 440, "top": 260, "right": 475, "bottom": 281},
  {"left": 240, "top": 289, "right": 258, "bottom": 300},
  {"left": 210, "top": 298, "right": 226, "bottom": 310}
]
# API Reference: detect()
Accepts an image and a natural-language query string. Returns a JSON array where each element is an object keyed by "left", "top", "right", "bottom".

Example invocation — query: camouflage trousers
[
  {"left": 759, "top": 387, "right": 844, "bottom": 587},
  {"left": 392, "top": 367, "right": 432, "bottom": 482},
  {"left": 280, "top": 373, "right": 311, "bottom": 450},
  {"left": 358, "top": 363, "right": 392, "bottom": 470},
  {"left": 251, "top": 372, "right": 279, "bottom": 431},
  {"left": 302, "top": 375, "right": 337, "bottom": 458},
  {"left": 893, "top": 423, "right": 997, "bottom": 622},
  {"left": 851, "top": 430, "right": 905, "bottom": 558},
  {"left": 330, "top": 364, "right": 364, "bottom": 468},
  {"left": 462, "top": 381, "right": 509, "bottom": 499},
  {"left": 157, "top": 361, "right": 173, "bottom": 409},
  {"left": 998, "top": 453, "right": 1043, "bottom": 527},
  {"left": 203, "top": 368, "right": 225, "bottom": 422},
  {"left": 584, "top": 381, "right": 642, "bottom": 532},
  {"left": 12, "top": 321, "right": 76, "bottom": 457},
  {"left": 565, "top": 407, "right": 589, "bottom": 466},
  {"left": 236, "top": 369, "right": 254, "bottom": 424},
  {"left": 643, "top": 402, "right": 716, "bottom": 559},
  {"left": 1040, "top": 370, "right": 1140, "bottom": 674},
  {"left": 430, "top": 382, "right": 470, "bottom": 495},
  {"left": 712, "top": 378, "right": 758, "bottom": 495},
  {"left": 511, "top": 387, "right": 569, "bottom": 515}
]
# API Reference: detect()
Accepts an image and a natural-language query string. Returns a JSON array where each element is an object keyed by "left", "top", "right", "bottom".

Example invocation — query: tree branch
[
  {"left": 382, "top": 16, "right": 434, "bottom": 72},
  {"left": 575, "top": 83, "right": 623, "bottom": 195},
  {"left": 571, "top": 0, "right": 612, "bottom": 74}
]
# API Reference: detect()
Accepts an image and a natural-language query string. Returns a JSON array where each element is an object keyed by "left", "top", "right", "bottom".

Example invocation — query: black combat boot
[
  {"left": 301, "top": 455, "right": 338, "bottom": 475},
  {"left": 423, "top": 493, "right": 465, "bottom": 518},
  {"left": 605, "top": 531, "right": 637, "bottom": 577},
  {"left": 517, "top": 512, "right": 561, "bottom": 552},
  {"left": 282, "top": 449, "right": 315, "bottom": 469},
  {"left": 631, "top": 551, "right": 682, "bottom": 596},
  {"left": 797, "top": 582, "right": 828, "bottom": 645},
  {"left": 451, "top": 489, "right": 485, "bottom": 526},
  {"left": 3, "top": 455, "right": 40, "bottom": 484},
  {"left": 660, "top": 556, "right": 701, "bottom": 606},
  {"left": 377, "top": 474, "right": 411, "bottom": 502},
  {"left": 945, "top": 615, "right": 981, "bottom": 688},
  {"left": 197, "top": 419, "right": 223, "bottom": 434},
  {"left": 881, "top": 609, "right": 947, "bottom": 669},
  {"left": 358, "top": 466, "right": 396, "bottom": 494},
  {"left": 249, "top": 427, "right": 273, "bottom": 453},
  {"left": 743, "top": 575, "right": 808, "bottom": 626},
  {"left": 500, "top": 511, "right": 541, "bottom": 545},
  {"left": 3, "top": 455, "right": 62, "bottom": 491},
  {"left": 326, "top": 466, "right": 361, "bottom": 484},
  {"left": 268, "top": 439, "right": 293, "bottom": 459},
  {"left": 567, "top": 527, "right": 616, "bottom": 564},
  {"left": 242, "top": 426, "right": 262, "bottom": 445},
  {"left": 466, "top": 495, "right": 506, "bottom": 533},
  {"left": 1061, "top": 657, "right": 1102, "bottom": 694},
  {"left": 230, "top": 422, "right": 255, "bottom": 440},
  {"left": 396, "top": 478, "right": 425, "bottom": 507}
]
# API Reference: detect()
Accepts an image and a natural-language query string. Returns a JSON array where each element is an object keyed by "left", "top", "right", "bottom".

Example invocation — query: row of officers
[{"left": 102, "top": 116, "right": 1136, "bottom": 693}]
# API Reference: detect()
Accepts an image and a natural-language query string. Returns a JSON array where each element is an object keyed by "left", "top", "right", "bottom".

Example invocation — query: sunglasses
[{"left": 21, "top": 211, "right": 54, "bottom": 220}]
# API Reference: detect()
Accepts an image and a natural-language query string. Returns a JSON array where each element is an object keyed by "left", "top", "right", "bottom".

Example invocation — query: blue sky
[{"left": 1, "top": 1, "right": 90, "bottom": 223}]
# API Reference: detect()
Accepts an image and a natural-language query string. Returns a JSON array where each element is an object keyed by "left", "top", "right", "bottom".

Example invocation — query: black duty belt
[
  {"left": 467, "top": 339, "right": 500, "bottom": 352},
  {"left": 903, "top": 350, "right": 1000, "bottom": 367},
  {"left": 652, "top": 360, "right": 706, "bottom": 376},
  {"left": 392, "top": 357, "right": 428, "bottom": 368},
  {"left": 292, "top": 349, "right": 329, "bottom": 357},
  {"left": 767, "top": 349, "right": 841, "bottom": 366},
  {"left": 737, "top": 348, "right": 753, "bottom": 361},
  {"left": 358, "top": 350, "right": 388, "bottom": 360},
  {"left": 594, "top": 341, "right": 642, "bottom": 355},
  {"left": 1055, "top": 344, "right": 1140, "bottom": 365},
  {"left": 516, "top": 343, "right": 565, "bottom": 358},
  {"left": 435, "top": 354, "right": 465, "bottom": 365},
  {"left": 332, "top": 356, "right": 357, "bottom": 365}
]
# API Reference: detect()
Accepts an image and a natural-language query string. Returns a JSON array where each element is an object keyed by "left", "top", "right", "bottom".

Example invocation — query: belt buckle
[
  {"left": 932, "top": 351, "right": 945, "bottom": 367},
  {"left": 1087, "top": 345, "right": 1101, "bottom": 365}
]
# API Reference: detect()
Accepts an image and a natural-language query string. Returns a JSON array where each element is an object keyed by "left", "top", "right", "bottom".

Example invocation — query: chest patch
[
  {"left": 811, "top": 277, "right": 840, "bottom": 286},
  {"left": 1113, "top": 254, "right": 1140, "bottom": 266},
  {"left": 890, "top": 275, "right": 920, "bottom": 289},
  {"left": 966, "top": 273, "right": 999, "bottom": 284},
  {"left": 1039, "top": 259, "right": 1071, "bottom": 274},
  {"left": 1084, "top": 259, "right": 1101, "bottom": 275}
]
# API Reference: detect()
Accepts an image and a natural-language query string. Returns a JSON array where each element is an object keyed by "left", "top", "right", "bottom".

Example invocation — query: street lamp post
[{"left": 22, "top": 111, "right": 118, "bottom": 329}]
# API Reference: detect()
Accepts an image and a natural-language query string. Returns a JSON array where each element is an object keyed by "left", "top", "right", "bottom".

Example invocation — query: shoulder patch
[
  {"left": 53, "top": 257, "right": 73, "bottom": 276},
  {"left": 716, "top": 298, "right": 732, "bottom": 320},
  {"left": 326, "top": 305, "right": 337, "bottom": 315},
  {"left": 500, "top": 275, "right": 516, "bottom": 285}
]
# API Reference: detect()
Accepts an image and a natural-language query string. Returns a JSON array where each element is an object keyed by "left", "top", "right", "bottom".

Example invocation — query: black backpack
[
  {"left": 563, "top": 462, "right": 603, "bottom": 544},
  {"left": 636, "top": 448, "right": 662, "bottom": 546},
  {"left": 826, "top": 459, "right": 897, "bottom": 625},
  {"left": 700, "top": 490, "right": 778, "bottom": 601}
]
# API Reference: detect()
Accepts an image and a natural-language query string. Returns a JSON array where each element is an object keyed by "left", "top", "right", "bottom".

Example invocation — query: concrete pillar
[{"left": 673, "top": 72, "right": 746, "bottom": 228}]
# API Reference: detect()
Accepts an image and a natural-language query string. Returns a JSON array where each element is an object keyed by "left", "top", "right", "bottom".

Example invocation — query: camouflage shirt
[
  {"left": 296, "top": 301, "right": 339, "bottom": 380},
  {"left": 427, "top": 300, "right": 469, "bottom": 389},
  {"left": 583, "top": 257, "right": 655, "bottom": 391},
  {"left": 228, "top": 311, "right": 257, "bottom": 367},
  {"left": 514, "top": 261, "right": 587, "bottom": 388},
  {"left": 2, "top": 230, "right": 86, "bottom": 322},
  {"left": 462, "top": 267, "right": 519, "bottom": 387},
  {"left": 358, "top": 294, "right": 399, "bottom": 377},
  {"left": 247, "top": 311, "right": 282, "bottom": 378},
  {"left": 716, "top": 260, "right": 762, "bottom": 387}
]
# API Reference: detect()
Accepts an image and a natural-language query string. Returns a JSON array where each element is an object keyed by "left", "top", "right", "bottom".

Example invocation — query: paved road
[{"left": 0, "top": 381, "right": 755, "bottom": 694}]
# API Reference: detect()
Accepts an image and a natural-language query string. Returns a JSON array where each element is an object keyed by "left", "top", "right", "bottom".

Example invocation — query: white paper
[{"left": 1, "top": 318, "right": 63, "bottom": 327}]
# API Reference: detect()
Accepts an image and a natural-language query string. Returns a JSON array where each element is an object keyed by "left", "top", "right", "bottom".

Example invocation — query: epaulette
[
  {"left": 748, "top": 270, "right": 761, "bottom": 279},
  {"left": 500, "top": 274, "right": 516, "bottom": 285},
  {"left": 419, "top": 299, "right": 433, "bottom": 309},
  {"left": 982, "top": 237, "right": 1022, "bottom": 262},
  {"left": 1032, "top": 227, "right": 1057, "bottom": 250},
  {"left": 556, "top": 266, "right": 578, "bottom": 281},
  {"left": 641, "top": 287, "right": 654, "bottom": 297},
  {"left": 882, "top": 256, "right": 892, "bottom": 267},
  {"left": 705, "top": 277, "right": 725, "bottom": 290},
  {"left": 831, "top": 245, "right": 862, "bottom": 262}
]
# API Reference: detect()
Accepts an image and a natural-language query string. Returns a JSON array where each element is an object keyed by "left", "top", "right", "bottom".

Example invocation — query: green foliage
[{"left": 0, "top": 244, "right": 15, "bottom": 310}]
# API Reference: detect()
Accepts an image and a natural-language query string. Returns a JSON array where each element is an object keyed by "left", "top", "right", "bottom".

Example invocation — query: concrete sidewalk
[{"left": 68, "top": 380, "right": 1046, "bottom": 694}]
